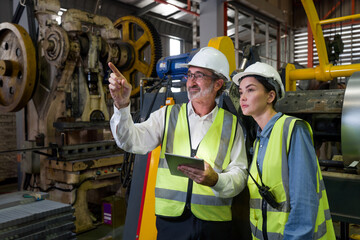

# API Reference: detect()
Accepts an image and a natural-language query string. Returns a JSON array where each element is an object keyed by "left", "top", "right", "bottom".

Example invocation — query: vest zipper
[
  {"left": 262, "top": 199, "right": 268, "bottom": 240},
  {"left": 184, "top": 103, "right": 194, "bottom": 213},
  {"left": 185, "top": 179, "right": 193, "bottom": 211},
  {"left": 256, "top": 140, "right": 268, "bottom": 240}
]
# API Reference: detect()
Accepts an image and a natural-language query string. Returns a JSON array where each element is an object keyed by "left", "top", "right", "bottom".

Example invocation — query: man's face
[{"left": 186, "top": 67, "right": 219, "bottom": 101}]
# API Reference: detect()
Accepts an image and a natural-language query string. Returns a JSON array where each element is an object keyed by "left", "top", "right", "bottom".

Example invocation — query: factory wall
[
  {"left": 0, "top": 0, "right": 12, "bottom": 23},
  {"left": 0, "top": 0, "right": 18, "bottom": 183},
  {"left": 0, "top": 113, "right": 17, "bottom": 180},
  {"left": 293, "top": 0, "right": 360, "bottom": 29}
]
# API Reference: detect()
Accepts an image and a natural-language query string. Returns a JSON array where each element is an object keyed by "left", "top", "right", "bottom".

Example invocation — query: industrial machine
[{"left": 0, "top": 0, "right": 161, "bottom": 234}]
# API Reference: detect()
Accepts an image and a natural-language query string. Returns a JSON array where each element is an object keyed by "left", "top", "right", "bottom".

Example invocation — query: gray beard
[{"left": 187, "top": 82, "right": 214, "bottom": 101}]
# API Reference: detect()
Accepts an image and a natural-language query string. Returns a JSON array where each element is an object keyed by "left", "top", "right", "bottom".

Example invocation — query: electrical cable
[
  {"left": 70, "top": 177, "right": 96, "bottom": 206},
  {"left": 143, "top": 77, "right": 166, "bottom": 121},
  {"left": 145, "top": 77, "right": 166, "bottom": 93},
  {"left": 26, "top": 173, "right": 95, "bottom": 194},
  {"left": 23, "top": 173, "right": 32, "bottom": 191}
]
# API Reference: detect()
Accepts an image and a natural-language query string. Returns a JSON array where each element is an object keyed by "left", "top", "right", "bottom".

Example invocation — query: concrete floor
[
  {"left": 76, "top": 224, "right": 124, "bottom": 240},
  {"left": 75, "top": 222, "right": 360, "bottom": 240}
]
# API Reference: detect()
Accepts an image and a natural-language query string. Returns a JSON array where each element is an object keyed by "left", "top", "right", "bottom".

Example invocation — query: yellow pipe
[
  {"left": 289, "top": 64, "right": 360, "bottom": 80},
  {"left": 285, "top": 64, "right": 297, "bottom": 91},
  {"left": 330, "top": 64, "right": 360, "bottom": 77},
  {"left": 285, "top": 0, "right": 360, "bottom": 91},
  {"left": 286, "top": 63, "right": 360, "bottom": 91},
  {"left": 301, "top": 0, "right": 329, "bottom": 67},
  {"left": 289, "top": 68, "right": 315, "bottom": 80},
  {"left": 319, "top": 14, "right": 360, "bottom": 25}
]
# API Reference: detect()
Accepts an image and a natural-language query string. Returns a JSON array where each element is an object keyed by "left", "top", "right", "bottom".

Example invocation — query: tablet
[{"left": 165, "top": 153, "right": 204, "bottom": 177}]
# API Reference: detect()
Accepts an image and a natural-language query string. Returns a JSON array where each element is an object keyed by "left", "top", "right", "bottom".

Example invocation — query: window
[{"left": 169, "top": 38, "right": 181, "bottom": 56}]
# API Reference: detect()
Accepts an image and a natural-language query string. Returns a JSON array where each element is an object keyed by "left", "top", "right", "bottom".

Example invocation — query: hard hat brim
[{"left": 232, "top": 71, "right": 270, "bottom": 86}]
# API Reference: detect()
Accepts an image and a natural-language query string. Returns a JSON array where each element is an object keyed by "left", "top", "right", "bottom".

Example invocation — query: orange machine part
[{"left": 137, "top": 146, "right": 161, "bottom": 239}]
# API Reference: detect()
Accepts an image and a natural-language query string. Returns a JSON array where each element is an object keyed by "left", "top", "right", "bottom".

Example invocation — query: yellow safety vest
[
  {"left": 248, "top": 115, "right": 336, "bottom": 240},
  {"left": 155, "top": 103, "right": 237, "bottom": 221}
]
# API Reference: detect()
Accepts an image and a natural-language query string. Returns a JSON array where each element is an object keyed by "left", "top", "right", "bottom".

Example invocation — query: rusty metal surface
[
  {"left": 73, "top": 178, "right": 120, "bottom": 233},
  {"left": 43, "top": 25, "right": 70, "bottom": 67},
  {"left": 0, "top": 23, "right": 36, "bottom": 112},
  {"left": 46, "top": 155, "right": 124, "bottom": 184},
  {"left": 46, "top": 154, "right": 124, "bottom": 171},
  {"left": 55, "top": 141, "right": 123, "bottom": 161},
  {"left": 275, "top": 89, "right": 344, "bottom": 114},
  {"left": 46, "top": 168, "right": 80, "bottom": 184}
]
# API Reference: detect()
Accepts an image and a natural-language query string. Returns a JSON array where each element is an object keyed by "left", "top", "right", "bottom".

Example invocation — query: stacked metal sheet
[{"left": 0, "top": 191, "right": 76, "bottom": 239}]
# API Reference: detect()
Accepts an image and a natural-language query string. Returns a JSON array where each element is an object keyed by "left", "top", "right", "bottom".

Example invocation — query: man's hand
[
  {"left": 108, "top": 62, "right": 132, "bottom": 109},
  {"left": 177, "top": 161, "right": 219, "bottom": 187}
]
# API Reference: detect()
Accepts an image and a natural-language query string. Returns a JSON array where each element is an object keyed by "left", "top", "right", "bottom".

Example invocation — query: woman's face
[{"left": 239, "top": 76, "right": 274, "bottom": 117}]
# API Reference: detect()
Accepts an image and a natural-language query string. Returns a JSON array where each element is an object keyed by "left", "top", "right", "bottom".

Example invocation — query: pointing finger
[{"left": 108, "top": 62, "right": 126, "bottom": 79}]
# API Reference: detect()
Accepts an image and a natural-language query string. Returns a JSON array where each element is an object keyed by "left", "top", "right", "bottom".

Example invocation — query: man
[{"left": 108, "top": 47, "right": 248, "bottom": 240}]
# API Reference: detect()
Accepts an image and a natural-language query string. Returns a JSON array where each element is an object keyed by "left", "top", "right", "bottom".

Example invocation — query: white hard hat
[
  {"left": 232, "top": 62, "right": 285, "bottom": 100},
  {"left": 185, "top": 47, "right": 230, "bottom": 81}
]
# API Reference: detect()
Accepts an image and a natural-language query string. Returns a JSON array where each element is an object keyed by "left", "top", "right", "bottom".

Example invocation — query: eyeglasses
[{"left": 186, "top": 72, "right": 216, "bottom": 81}]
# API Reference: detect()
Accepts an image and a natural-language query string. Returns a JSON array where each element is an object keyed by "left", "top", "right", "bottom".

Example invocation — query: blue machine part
[{"left": 156, "top": 49, "right": 199, "bottom": 81}]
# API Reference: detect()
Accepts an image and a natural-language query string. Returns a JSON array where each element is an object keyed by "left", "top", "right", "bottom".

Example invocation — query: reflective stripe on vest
[
  {"left": 155, "top": 103, "right": 237, "bottom": 221},
  {"left": 248, "top": 115, "right": 336, "bottom": 240},
  {"left": 164, "top": 104, "right": 181, "bottom": 154},
  {"left": 155, "top": 188, "right": 232, "bottom": 206}
]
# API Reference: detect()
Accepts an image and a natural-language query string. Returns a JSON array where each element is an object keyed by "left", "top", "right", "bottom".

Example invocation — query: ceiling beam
[
  {"left": 228, "top": 1, "right": 280, "bottom": 27},
  {"left": 135, "top": 2, "right": 160, "bottom": 16},
  {"left": 146, "top": 12, "right": 192, "bottom": 29},
  {"left": 227, "top": 14, "right": 278, "bottom": 40},
  {"left": 229, "top": 0, "right": 284, "bottom": 24}
]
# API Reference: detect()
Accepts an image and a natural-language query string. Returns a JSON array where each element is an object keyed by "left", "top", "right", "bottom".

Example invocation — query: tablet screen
[{"left": 164, "top": 153, "right": 204, "bottom": 177}]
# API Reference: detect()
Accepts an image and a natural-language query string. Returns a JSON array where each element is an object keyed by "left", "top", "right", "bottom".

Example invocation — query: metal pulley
[
  {"left": 43, "top": 25, "right": 70, "bottom": 67},
  {"left": 113, "top": 16, "right": 162, "bottom": 96},
  {"left": 0, "top": 22, "right": 36, "bottom": 112}
]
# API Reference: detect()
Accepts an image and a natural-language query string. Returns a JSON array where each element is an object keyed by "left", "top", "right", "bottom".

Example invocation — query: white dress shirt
[{"left": 110, "top": 102, "right": 248, "bottom": 198}]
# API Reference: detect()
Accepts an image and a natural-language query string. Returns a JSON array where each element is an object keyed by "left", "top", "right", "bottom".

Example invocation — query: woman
[{"left": 232, "top": 62, "right": 336, "bottom": 240}]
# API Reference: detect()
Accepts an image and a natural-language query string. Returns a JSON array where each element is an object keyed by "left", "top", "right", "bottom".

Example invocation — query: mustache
[{"left": 188, "top": 86, "right": 200, "bottom": 91}]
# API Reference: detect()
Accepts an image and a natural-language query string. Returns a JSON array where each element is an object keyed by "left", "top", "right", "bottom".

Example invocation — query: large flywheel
[
  {"left": 113, "top": 16, "right": 162, "bottom": 96},
  {"left": 0, "top": 23, "right": 36, "bottom": 112}
]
